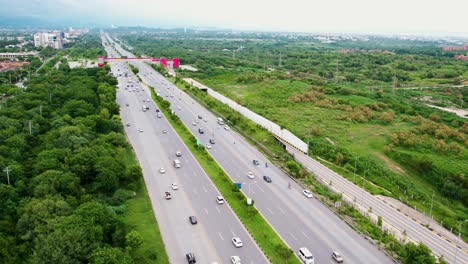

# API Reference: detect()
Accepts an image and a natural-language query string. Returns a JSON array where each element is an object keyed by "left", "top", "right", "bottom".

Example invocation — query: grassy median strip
[
  {"left": 149, "top": 86, "right": 299, "bottom": 264},
  {"left": 120, "top": 148, "right": 170, "bottom": 264}
]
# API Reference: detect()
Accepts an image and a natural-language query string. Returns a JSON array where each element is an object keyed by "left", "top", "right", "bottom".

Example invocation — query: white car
[
  {"left": 231, "top": 256, "right": 241, "bottom": 264},
  {"left": 171, "top": 183, "right": 179, "bottom": 190},
  {"left": 247, "top": 172, "right": 254, "bottom": 179},
  {"left": 138, "top": 128, "right": 144, "bottom": 132},
  {"left": 192, "top": 122, "right": 197, "bottom": 126},
  {"left": 224, "top": 125, "right": 231, "bottom": 131},
  {"left": 231, "top": 237, "right": 243, "bottom": 248},
  {"left": 332, "top": 251, "right": 344, "bottom": 263},
  {"left": 205, "top": 143, "right": 212, "bottom": 149},
  {"left": 216, "top": 196, "right": 225, "bottom": 204},
  {"left": 162, "top": 129, "right": 167, "bottom": 134},
  {"left": 303, "top": 189, "right": 314, "bottom": 198},
  {"left": 146, "top": 99, "right": 150, "bottom": 102},
  {"left": 159, "top": 168, "right": 166, "bottom": 174},
  {"left": 176, "top": 151, "right": 182, "bottom": 157}
]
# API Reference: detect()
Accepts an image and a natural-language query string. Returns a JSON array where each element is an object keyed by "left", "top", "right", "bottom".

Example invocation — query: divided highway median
[{"left": 148, "top": 85, "right": 300, "bottom": 264}]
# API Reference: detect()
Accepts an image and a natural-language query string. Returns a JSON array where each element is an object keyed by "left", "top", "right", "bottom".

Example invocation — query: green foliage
[{"left": 0, "top": 61, "right": 166, "bottom": 263}]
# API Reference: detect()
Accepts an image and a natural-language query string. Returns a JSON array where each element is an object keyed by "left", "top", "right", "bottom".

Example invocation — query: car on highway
[
  {"left": 247, "top": 171, "right": 254, "bottom": 179},
  {"left": 126, "top": 103, "right": 129, "bottom": 106},
  {"left": 162, "top": 129, "right": 167, "bottom": 134},
  {"left": 192, "top": 121, "right": 197, "bottom": 126},
  {"left": 231, "top": 256, "right": 241, "bottom": 264},
  {"left": 253, "top": 160, "right": 260, "bottom": 165},
  {"left": 176, "top": 151, "right": 182, "bottom": 157},
  {"left": 186, "top": 253, "right": 196, "bottom": 264},
  {"left": 164, "top": 192, "right": 172, "bottom": 200},
  {"left": 171, "top": 183, "right": 179, "bottom": 190},
  {"left": 146, "top": 99, "right": 150, "bottom": 102},
  {"left": 126, "top": 122, "right": 130, "bottom": 127},
  {"left": 198, "top": 128, "right": 204, "bottom": 134},
  {"left": 224, "top": 125, "right": 231, "bottom": 130},
  {"left": 263, "top": 175, "right": 272, "bottom": 183},
  {"left": 216, "top": 196, "right": 225, "bottom": 204},
  {"left": 231, "top": 237, "right": 243, "bottom": 248},
  {"left": 303, "top": 189, "right": 314, "bottom": 198},
  {"left": 159, "top": 168, "right": 166, "bottom": 174},
  {"left": 331, "top": 251, "right": 344, "bottom": 263},
  {"left": 204, "top": 118, "right": 208, "bottom": 122},
  {"left": 189, "top": 216, "right": 197, "bottom": 225},
  {"left": 298, "top": 247, "right": 314, "bottom": 264},
  {"left": 138, "top": 128, "right": 144, "bottom": 132},
  {"left": 198, "top": 115, "right": 203, "bottom": 119},
  {"left": 209, "top": 139, "right": 215, "bottom": 144},
  {"left": 205, "top": 143, "right": 212, "bottom": 149},
  {"left": 177, "top": 105, "right": 182, "bottom": 110}
]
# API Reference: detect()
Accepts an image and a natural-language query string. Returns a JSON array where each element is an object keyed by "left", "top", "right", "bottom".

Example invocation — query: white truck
[{"left": 217, "top": 117, "right": 224, "bottom": 125}]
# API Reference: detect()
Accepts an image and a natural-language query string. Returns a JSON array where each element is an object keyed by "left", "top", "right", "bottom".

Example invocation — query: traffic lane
[
  {"left": 116, "top": 79, "right": 222, "bottom": 263},
  {"left": 291, "top": 147, "right": 468, "bottom": 263},
  {"left": 292, "top": 150, "right": 464, "bottom": 253},
  {"left": 128, "top": 74, "right": 269, "bottom": 264},
  {"left": 205, "top": 138, "right": 390, "bottom": 264},
  {"left": 143, "top": 71, "right": 390, "bottom": 263}
]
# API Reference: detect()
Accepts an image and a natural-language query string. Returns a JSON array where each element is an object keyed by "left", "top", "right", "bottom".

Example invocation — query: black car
[
  {"left": 209, "top": 139, "right": 215, "bottom": 144},
  {"left": 253, "top": 160, "right": 260, "bottom": 165},
  {"left": 186, "top": 253, "right": 196, "bottom": 264},
  {"left": 198, "top": 115, "right": 203, "bottom": 119},
  {"left": 263, "top": 175, "right": 272, "bottom": 183},
  {"left": 156, "top": 109, "right": 160, "bottom": 112},
  {"left": 198, "top": 128, "right": 204, "bottom": 134},
  {"left": 189, "top": 216, "right": 197, "bottom": 225}
]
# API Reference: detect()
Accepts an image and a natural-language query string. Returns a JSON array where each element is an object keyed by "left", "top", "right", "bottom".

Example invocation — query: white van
[
  {"left": 298, "top": 247, "right": 314, "bottom": 264},
  {"left": 157, "top": 112, "right": 162, "bottom": 118},
  {"left": 142, "top": 105, "right": 147, "bottom": 112},
  {"left": 173, "top": 159, "right": 181, "bottom": 168},
  {"left": 217, "top": 117, "right": 224, "bottom": 125}
]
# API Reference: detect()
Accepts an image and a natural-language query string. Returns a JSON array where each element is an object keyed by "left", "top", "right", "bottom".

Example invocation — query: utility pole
[
  {"left": 453, "top": 220, "right": 468, "bottom": 264},
  {"left": 28, "top": 120, "right": 32, "bottom": 135},
  {"left": 3, "top": 166, "right": 11, "bottom": 185},
  {"left": 429, "top": 189, "right": 435, "bottom": 222},
  {"left": 353, "top": 157, "right": 358, "bottom": 183},
  {"left": 39, "top": 105, "right": 42, "bottom": 117}
]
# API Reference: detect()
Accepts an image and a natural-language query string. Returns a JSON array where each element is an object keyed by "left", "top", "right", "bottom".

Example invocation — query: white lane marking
[
  {"left": 215, "top": 207, "right": 221, "bottom": 214},
  {"left": 204, "top": 208, "right": 209, "bottom": 215},
  {"left": 231, "top": 230, "right": 236, "bottom": 237},
  {"left": 218, "top": 232, "right": 224, "bottom": 241},
  {"left": 202, "top": 186, "right": 208, "bottom": 193},
  {"left": 301, "top": 231, "right": 310, "bottom": 239},
  {"left": 278, "top": 206, "right": 286, "bottom": 215},
  {"left": 193, "top": 188, "right": 198, "bottom": 195},
  {"left": 256, "top": 185, "right": 265, "bottom": 193},
  {"left": 289, "top": 232, "right": 298, "bottom": 241},
  {"left": 267, "top": 207, "right": 274, "bottom": 215}
]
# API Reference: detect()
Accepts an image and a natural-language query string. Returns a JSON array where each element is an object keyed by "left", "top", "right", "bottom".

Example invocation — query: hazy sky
[{"left": 1, "top": 0, "right": 467, "bottom": 34}]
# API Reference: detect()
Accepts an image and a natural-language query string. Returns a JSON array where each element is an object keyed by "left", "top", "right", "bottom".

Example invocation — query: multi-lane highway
[
  {"left": 104, "top": 36, "right": 269, "bottom": 264},
  {"left": 106, "top": 33, "right": 395, "bottom": 264}
]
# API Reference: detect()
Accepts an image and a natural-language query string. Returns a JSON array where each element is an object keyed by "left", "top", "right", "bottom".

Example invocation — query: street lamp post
[
  {"left": 453, "top": 220, "right": 468, "bottom": 264},
  {"left": 429, "top": 189, "right": 435, "bottom": 225},
  {"left": 361, "top": 169, "right": 369, "bottom": 205}
]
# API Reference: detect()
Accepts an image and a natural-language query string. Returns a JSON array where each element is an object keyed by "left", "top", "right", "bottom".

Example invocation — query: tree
[
  {"left": 32, "top": 170, "right": 81, "bottom": 197},
  {"left": 399, "top": 242, "right": 436, "bottom": 264},
  {"left": 125, "top": 230, "right": 143, "bottom": 253},
  {"left": 89, "top": 247, "right": 133, "bottom": 264}
]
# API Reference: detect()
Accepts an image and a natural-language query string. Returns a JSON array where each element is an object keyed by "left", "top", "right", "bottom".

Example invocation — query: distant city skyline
[{"left": 0, "top": 0, "right": 467, "bottom": 36}]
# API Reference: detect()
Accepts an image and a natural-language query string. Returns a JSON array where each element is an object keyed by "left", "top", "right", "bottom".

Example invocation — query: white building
[{"left": 33, "top": 32, "right": 63, "bottom": 49}]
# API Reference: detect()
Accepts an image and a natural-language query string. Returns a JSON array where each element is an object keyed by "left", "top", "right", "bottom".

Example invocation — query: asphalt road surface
[
  {"left": 106, "top": 34, "right": 396, "bottom": 264},
  {"left": 104, "top": 35, "right": 269, "bottom": 264}
]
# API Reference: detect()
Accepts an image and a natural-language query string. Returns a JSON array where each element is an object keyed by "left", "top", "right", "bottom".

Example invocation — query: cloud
[{"left": 0, "top": 0, "right": 467, "bottom": 34}]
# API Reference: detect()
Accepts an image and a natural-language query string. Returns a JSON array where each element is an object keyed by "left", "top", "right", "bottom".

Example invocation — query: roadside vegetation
[
  {"left": 149, "top": 85, "right": 299, "bottom": 264},
  {"left": 0, "top": 34, "right": 167, "bottom": 263},
  {"left": 122, "top": 31, "right": 468, "bottom": 240}
]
